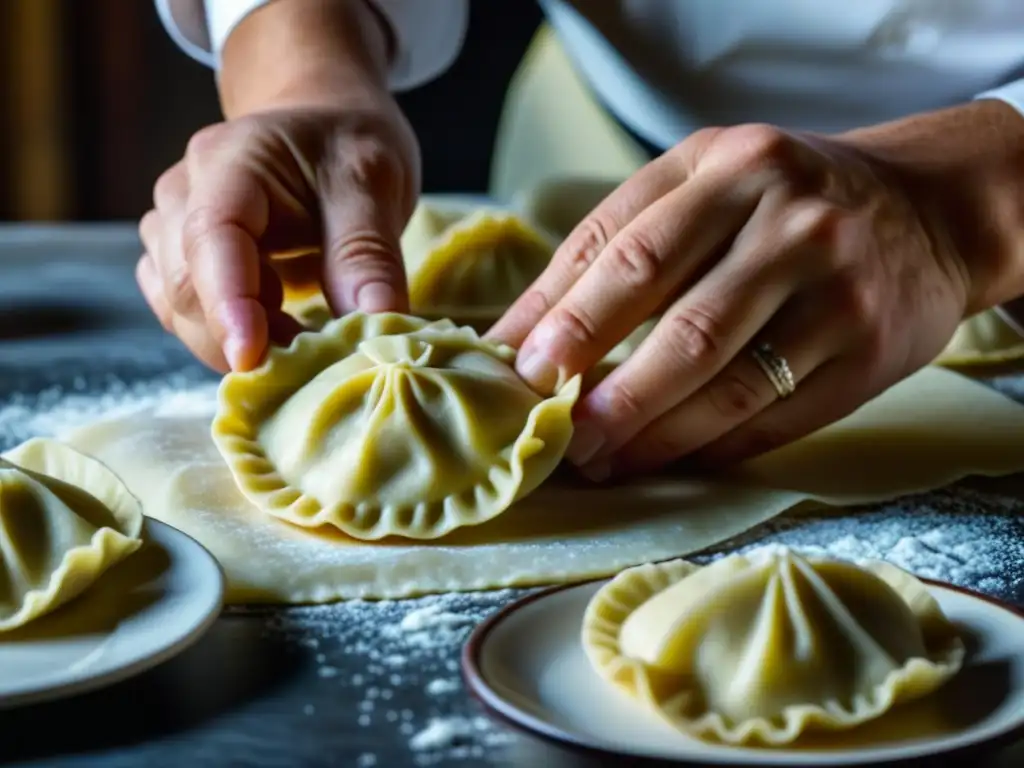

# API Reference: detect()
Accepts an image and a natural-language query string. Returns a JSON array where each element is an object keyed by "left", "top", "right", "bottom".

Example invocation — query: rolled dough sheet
[{"left": 63, "top": 367, "right": 1024, "bottom": 604}]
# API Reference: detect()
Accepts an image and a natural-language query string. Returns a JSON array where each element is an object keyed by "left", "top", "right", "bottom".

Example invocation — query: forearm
[
  {"left": 219, "top": 0, "right": 392, "bottom": 118},
  {"left": 837, "top": 100, "right": 1024, "bottom": 315}
]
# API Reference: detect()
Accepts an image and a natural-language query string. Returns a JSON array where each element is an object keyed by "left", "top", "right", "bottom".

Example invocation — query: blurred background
[{"left": 0, "top": 0, "right": 543, "bottom": 222}]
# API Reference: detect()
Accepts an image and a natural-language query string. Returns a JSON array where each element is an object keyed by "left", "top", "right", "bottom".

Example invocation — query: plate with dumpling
[
  {"left": 0, "top": 437, "right": 224, "bottom": 708},
  {"left": 462, "top": 545, "right": 1024, "bottom": 765}
]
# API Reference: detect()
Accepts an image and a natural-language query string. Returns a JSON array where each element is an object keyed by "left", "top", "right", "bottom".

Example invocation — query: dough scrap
[
  {"left": 0, "top": 438, "right": 143, "bottom": 630},
  {"left": 65, "top": 366, "right": 1024, "bottom": 604},
  {"left": 212, "top": 312, "right": 580, "bottom": 541},
  {"left": 581, "top": 547, "right": 964, "bottom": 745}
]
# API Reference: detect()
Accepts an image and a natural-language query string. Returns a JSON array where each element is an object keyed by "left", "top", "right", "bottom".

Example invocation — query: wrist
[
  {"left": 219, "top": 0, "right": 393, "bottom": 118},
  {"left": 836, "top": 101, "right": 1024, "bottom": 315}
]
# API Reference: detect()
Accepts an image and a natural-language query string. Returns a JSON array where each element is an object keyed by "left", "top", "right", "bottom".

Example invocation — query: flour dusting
[{"left": 3, "top": 369, "right": 1024, "bottom": 764}]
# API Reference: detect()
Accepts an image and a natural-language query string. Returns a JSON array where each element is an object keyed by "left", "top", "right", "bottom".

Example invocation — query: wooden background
[{"left": 0, "top": 0, "right": 542, "bottom": 222}]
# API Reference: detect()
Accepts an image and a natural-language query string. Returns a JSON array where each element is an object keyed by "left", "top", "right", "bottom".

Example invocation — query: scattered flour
[
  {"left": 3, "top": 367, "right": 1024, "bottom": 764},
  {"left": 0, "top": 371, "right": 217, "bottom": 450},
  {"left": 425, "top": 679, "right": 459, "bottom": 696}
]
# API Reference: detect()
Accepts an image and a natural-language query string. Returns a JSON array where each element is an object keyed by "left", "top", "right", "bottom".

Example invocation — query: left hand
[{"left": 487, "top": 124, "right": 974, "bottom": 480}]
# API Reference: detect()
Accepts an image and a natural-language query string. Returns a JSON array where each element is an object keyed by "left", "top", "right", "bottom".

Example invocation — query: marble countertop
[{"left": 1, "top": 223, "right": 1023, "bottom": 768}]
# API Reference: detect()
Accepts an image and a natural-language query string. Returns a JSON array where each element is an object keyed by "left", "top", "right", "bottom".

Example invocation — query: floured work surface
[{"left": 64, "top": 366, "right": 1024, "bottom": 604}]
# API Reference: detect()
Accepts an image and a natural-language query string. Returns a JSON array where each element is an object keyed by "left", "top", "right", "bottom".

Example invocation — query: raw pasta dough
[
  {"left": 0, "top": 438, "right": 143, "bottom": 630},
  {"left": 212, "top": 312, "right": 579, "bottom": 540},
  {"left": 935, "top": 310, "right": 1024, "bottom": 366},
  {"left": 581, "top": 547, "right": 963, "bottom": 745},
  {"left": 65, "top": 366, "right": 1024, "bottom": 604},
  {"left": 402, "top": 198, "right": 557, "bottom": 329}
]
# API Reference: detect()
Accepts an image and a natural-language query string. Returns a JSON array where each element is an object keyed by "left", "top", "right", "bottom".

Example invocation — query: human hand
[
  {"left": 136, "top": 0, "right": 419, "bottom": 372},
  {"left": 488, "top": 124, "right": 975, "bottom": 478},
  {"left": 136, "top": 102, "right": 418, "bottom": 372}
]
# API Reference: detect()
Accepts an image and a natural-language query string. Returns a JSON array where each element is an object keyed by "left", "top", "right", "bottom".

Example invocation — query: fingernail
[
  {"left": 565, "top": 421, "right": 606, "bottom": 466},
  {"left": 579, "top": 458, "right": 612, "bottom": 483},
  {"left": 224, "top": 336, "right": 247, "bottom": 371},
  {"left": 357, "top": 282, "right": 398, "bottom": 314},
  {"left": 517, "top": 350, "right": 559, "bottom": 393}
]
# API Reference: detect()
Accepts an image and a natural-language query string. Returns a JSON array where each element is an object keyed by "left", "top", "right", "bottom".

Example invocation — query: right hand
[{"left": 137, "top": 94, "right": 419, "bottom": 373}]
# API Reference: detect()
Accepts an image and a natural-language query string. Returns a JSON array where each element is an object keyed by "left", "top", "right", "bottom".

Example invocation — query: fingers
[
  {"left": 487, "top": 152, "right": 690, "bottom": 348},
  {"left": 180, "top": 150, "right": 272, "bottom": 371},
  {"left": 515, "top": 170, "right": 767, "bottom": 394},
  {"left": 318, "top": 145, "right": 410, "bottom": 316},
  {"left": 692, "top": 356, "right": 880, "bottom": 467},
  {"left": 607, "top": 295, "right": 848, "bottom": 477}
]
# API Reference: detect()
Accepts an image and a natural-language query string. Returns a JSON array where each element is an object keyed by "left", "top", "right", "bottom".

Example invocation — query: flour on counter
[
  {"left": 0, "top": 371, "right": 216, "bottom": 449},
  {"left": 426, "top": 679, "right": 459, "bottom": 696}
]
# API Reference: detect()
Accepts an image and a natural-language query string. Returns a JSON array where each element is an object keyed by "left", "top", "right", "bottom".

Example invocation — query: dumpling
[
  {"left": 581, "top": 546, "right": 964, "bottom": 745},
  {"left": 212, "top": 311, "right": 580, "bottom": 541},
  {"left": 513, "top": 176, "right": 620, "bottom": 240},
  {"left": 935, "top": 309, "right": 1024, "bottom": 366},
  {"left": 402, "top": 197, "right": 558, "bottom": 332},
  {"left": 0, "top": 438, "right": 143, "bottom": 630}
]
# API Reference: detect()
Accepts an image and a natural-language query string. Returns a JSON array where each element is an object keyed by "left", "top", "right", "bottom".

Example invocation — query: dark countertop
[{"left": 2, "top": 223, "right": 1024, "bottom": 768}]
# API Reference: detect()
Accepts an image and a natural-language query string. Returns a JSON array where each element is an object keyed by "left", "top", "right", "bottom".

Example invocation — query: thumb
[{"left": 319, "top": 180, "right": 410, "bottom": 316}]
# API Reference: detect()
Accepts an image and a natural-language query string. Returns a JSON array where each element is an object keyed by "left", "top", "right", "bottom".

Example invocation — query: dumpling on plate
[
  {"left": 212, "top": 312, "right": 580, "bottom": 541},
  {"left": 0, "top": 438, "right": 144, "bottom": 631},
  {"left": 401, "top": 197, "right": 558, "bottom": 332},
  {"left": 581, "top": 546, "right": 964, "bottom": 745}
]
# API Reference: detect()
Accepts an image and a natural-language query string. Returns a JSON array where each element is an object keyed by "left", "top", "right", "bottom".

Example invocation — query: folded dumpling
[
  {"left": 401, "top": 198, "right": 558, "bottom": 332},
  {"left": 0, "top": 438, "right": 144, "bottom": 630},
  {"left": 212, "top": 312, "right": 580, "bottom": 541},
  {"left": 582, "top": 546, "right": 964, "bottom": 745}
]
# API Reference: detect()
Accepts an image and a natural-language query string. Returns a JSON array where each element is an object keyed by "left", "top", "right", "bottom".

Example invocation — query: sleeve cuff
[
  {"left": 155, "top": 0, "right": 469, "bottom": 91},
  {"left": 366, "top": 0, "right": 469, "bottom": 91},
  {"left": 975, "top": 78, "right": 1024, "bottom": 118}
]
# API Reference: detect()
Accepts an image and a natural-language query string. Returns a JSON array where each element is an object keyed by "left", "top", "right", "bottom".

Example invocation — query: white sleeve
[{"left": 154, "top": 0, "right": 469, "bottom": 91}]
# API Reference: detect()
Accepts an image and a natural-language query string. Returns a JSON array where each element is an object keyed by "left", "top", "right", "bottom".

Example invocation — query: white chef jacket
[
  {"left": 155, "top": 0, "right": 1024, "bottom": 332},
  {"left": 157, "top": 0, "right": 1024, "bottom": 148}
]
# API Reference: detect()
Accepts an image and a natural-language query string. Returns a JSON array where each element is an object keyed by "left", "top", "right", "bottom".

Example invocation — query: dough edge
[
  {"left": 580, "top": 554, "right": 965, "bottom": 746},
  {"left": 0, "top": 438, "right": 144, "bottom": 630},
  {"left": 211, "top": 311, "right": 581, "bottom": 541}
]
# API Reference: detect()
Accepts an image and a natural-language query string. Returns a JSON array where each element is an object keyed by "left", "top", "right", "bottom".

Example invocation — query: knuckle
[
  {"left": 325, "top": 231, "right": 398, "bottom": 273},
  {"left": 547, "top": 305, "right": 601, "bottom": 347},
  {"left": 604, "top": 230, "right": 665, "bottom": 288},
  {"left": 834, "top": 272, "right": 880, "bottom": 331},
  {"left": 562, "top": 216, "right": 614, "bottom": 274},
  {"left": 515, "top": 288, "right": 555, "bottom": 321},
  {"left": 661, "top": 305, "right": 726, "bottom": 367},
  {"left": 786, "top": 202, "right": 845, "bottom": 248},
  {"left": 716, "top": 124, "right": 791, "bottom": 173},
  {"left": 138, "top": 209, "right": 159, "bottom": 248},
  {"left": 705, "top": 371, "right": 765, "bottom": 421},
  {"left": 179, "top": 205, "right": 222, "bottom": 268},
  {"left": 185, "top": 122, "right": 230, "bottom": 159},
  {"left": 600, "top": 379, "right": 648, "bottom": 423},
  {"left": 166, "top": 265, "right": 200, "bottom": 316},
  {"left": 153, "top": 166, "right": 186, "bottom": 209}
]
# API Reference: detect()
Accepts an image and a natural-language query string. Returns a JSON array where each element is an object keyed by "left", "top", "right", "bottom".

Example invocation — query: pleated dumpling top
[
  {"left": 212, "top": 312, "right": 580, "bottom": 541},
  {"left": 582, "top": 546, "right": 965, "bottom": 745},
  {"left": 0, "top": 438, "right": 143, "bottom": 630},
  {"left": 401, "top": 198, "right": 558, "bottom": 331}
]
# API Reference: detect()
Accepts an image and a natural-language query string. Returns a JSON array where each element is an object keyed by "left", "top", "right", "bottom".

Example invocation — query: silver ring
[{"left": 750, "top": 343, "right": 796, "bottom": 399}]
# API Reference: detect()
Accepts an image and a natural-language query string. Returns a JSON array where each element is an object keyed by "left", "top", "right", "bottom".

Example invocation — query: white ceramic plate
[
  {"left": 463, "top": 578, "right": 1024, "bottom": 766},
  {"left": 0, "top": 518, "right": 224, "bottom": 708}
]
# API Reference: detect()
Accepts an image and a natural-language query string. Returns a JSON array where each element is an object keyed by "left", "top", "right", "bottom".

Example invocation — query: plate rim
[
  {"left": 0, "top": 517, "right": 225, "bottom": 709},
  {"left": 461, "top": 574, "right": 1024, "bottom": 767}
]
